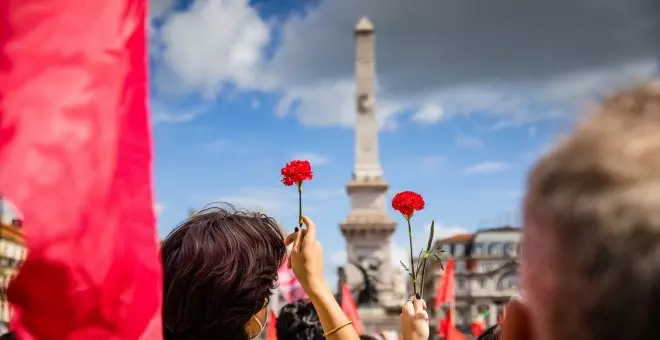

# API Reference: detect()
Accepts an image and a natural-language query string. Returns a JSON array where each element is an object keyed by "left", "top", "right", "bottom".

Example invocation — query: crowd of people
[
  {"left": 2, "top": 61, "right": 659, "bottom": 340},
  {"left": 164, "top": 82, "right": 660, "bottom": 340},
  {"left": 155, "top": 82, "right": 660, "bottom": 340}
]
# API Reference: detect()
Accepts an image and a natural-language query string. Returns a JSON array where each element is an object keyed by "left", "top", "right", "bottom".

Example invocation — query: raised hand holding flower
[{"left": 281, "top": 160, "right": 313, "bottom": 227}]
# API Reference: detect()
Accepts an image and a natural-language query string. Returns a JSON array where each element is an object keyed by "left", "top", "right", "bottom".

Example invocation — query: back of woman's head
[
  {"left": 477, "top": 325, "right": 500, "bottom": 340},
  {"left": 161, "top": 204, "right": 286, "bottom": 340},
  {"left": 0, "top": 332, "right": 15, "bottom": 340},
  {"left": 276, "top": 299, "right": 323, "bottom": 340}
]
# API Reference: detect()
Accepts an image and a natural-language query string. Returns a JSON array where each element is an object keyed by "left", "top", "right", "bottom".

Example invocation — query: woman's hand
[
  {"left": 401, "top": 297, "right": 429, "bottom": 340},
  {"left": 285, "top": 216, "right": 326, "bottom": 293}
]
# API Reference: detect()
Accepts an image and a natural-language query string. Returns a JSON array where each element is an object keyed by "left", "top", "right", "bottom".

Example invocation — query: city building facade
[
  {"left": 422, "top": 226, "right": 521, "bottom": 337},
  {"left": 0, "top": 197, "right": 26, "bottom": 329}
]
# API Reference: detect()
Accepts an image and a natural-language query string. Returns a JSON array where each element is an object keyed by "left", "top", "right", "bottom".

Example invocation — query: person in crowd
[
  {"left": 161, "top": 204, "right": 363, "bottom": 340},
  {"left": 501, "top": 83, "right": 660, "bottom": 340},
  {"left": 276, "top": 299, "right": 324, "bottom": 340},
  {"left": 0, "top": 332, "right": 15, "bottom": 340},
  {"left": 477, "top": 325, "right": 500, "bottom": 340}
]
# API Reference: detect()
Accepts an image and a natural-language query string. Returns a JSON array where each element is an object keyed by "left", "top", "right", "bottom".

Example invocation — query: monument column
[{"left": 340, "top": 17, "right": 406, "bottom": 334}]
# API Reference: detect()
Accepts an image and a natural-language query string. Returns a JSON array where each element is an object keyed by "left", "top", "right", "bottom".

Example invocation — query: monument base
[{"left": 359, "top": 307, "right": 401, "bottom": 335}]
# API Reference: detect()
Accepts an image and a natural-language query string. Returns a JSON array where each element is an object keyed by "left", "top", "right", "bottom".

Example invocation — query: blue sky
[{"left": 149, "top": 0, "right": 659, "bottom": 285}]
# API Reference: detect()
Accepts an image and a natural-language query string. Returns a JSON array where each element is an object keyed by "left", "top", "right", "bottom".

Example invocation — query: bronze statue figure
[{"left": 350, "top": 256, "right": 382, "bottom": 307}]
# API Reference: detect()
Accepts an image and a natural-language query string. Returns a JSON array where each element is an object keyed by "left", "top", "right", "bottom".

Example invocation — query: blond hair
[{"left": 525, "top": 82, "right": 660, "bottom": 340}]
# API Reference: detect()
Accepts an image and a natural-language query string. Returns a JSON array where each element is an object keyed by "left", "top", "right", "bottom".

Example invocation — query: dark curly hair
[
  {"left": 276, "top": 300, "right": 324, "bottom": 340},
  {"left": 477, "top": 325, "right": 500, "bottom": 340},
  {"left": 161, "top": 204, "right": 286, "bottom": 340},
  {"left": 359, "top": 335, "right": 379, "bottom": 340}
]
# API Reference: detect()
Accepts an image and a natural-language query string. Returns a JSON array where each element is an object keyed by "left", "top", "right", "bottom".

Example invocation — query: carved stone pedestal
[{"left": 359, "top": 307, "right": 401, "bottom": 334}]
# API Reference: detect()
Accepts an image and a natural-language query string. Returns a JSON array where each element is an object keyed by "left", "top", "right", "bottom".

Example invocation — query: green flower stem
[
  {"left": 407, "top": 218, "right": 417, "bottom": 296},
  {"left": 297, "top": 183, "right": 303, "bottom": 228},
  {"left": 420, "top": 255, "right": 428, "bottom": 297}
]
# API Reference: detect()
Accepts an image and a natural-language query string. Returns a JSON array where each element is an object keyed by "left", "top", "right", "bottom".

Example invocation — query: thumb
[{"left": 412, "top": 298, "right": 424, "bottom": 314}]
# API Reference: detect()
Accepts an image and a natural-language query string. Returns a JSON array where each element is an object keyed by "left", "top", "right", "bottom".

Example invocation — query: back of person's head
[
  {"left": 359, "top": 335, "right": 379, "bottom": 340},
  {"left": 522, "top": 82, "right": 660, "bottom": 340},
  {"left": 478, "top": 325, "right": 500, "bottom": 340},
  {"left": 0, "top": 332, "right": 15, "bottom": 340},
  {"left": 276, "top": 299, "right": 323, "bottom": 340},
  {"left": 161, "top": 204, "right": 286, "bottom": 340}
]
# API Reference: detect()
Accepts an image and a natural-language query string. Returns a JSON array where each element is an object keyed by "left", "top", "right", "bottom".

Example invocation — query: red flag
[
  {"left": 277, "top": 253, "right": 308, "bottom": 302},
  {"left": 439, "top": 257, "right": 456, "bottom": 305},
  {"left": 0, "top": 0, "right": 162, "bottom": 339},
  {"left": 341, "top": 283, "right": 364, "bottom": 334},
  {"left": 266, "top": 310, "right": 277, "bottom": 340},
  {"left": 447, "top": 326, "right": 467, "bottom": 340},
  {"left": 433, "top": 267, "right": 446, "bottom": 310},
  {"left": 436, "top": 258, "right": 456, "bottom": 338},
  {"left": 471, "top": 313, "right": 487, "bottom": 337}
]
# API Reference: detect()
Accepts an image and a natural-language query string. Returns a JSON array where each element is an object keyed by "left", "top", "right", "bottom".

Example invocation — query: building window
[
  {"left": 503, "top": 242, "right": 516, "bottom": 255},
  {"left": 496, "top": 273, "right": 519, "bottom": 290},
  {"left": 479, "top": 278, "right": 486, "bottom": 288},
  {"left": 442, "top": 244, "right": 450, "bottom": 254},
  {"left": 455, "top": 244, "right": 464, "bottom": 256},
  {"left": 474, "top": 243, "right": 484, "bottom": 255},
  {"left": 488, "top": 243, "right": 501, "bottom": 256},
  {"left": 481, "top": 261, "right": 496, "bottom": 272},
  {"left": 457, "top": 278, "right": 465, "bottom": 289}
]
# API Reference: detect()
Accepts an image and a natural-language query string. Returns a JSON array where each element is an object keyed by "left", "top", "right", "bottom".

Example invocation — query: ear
[{"left": 500, "top": 298, "right": 533, "bottom": 340}]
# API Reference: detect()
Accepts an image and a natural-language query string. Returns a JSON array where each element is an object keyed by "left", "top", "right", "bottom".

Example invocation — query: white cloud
[
  {"left": 332, "top": 249, "right": 347, "bottom": 266},
  {"left": 290, "top": 152, "right": 330, "bottom": 166},
  {"left": 0, "top": 198, "right": 22, "bottom": 225},
  {"left": 154, "top": 0, "right": 273, "bottom": 95},
  {"left": 390, "top": 243, "right": 409, "bottom": 269},
  {"left": 151, "top": 0, "right": 659, "bottom": 128},
  {"left": 151, "top": 101, "right": 204, "bottom": 124},
  {"left": 411, "top": 104, "right": 445, "bottom": 124},
  {"left": 154, "top": 203, "right": 165, "bottom": 216},
  {"left": 464, "top": 161, "right": 510, "bottom": 175},
  {"left": 455, "top": 135, "right": 482, "bottom": 149}
]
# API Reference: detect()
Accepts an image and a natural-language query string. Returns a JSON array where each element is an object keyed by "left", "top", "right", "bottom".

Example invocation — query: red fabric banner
[
  {"left": 341, "top": 283, "right": 364, "bottom": 335},
  {"left": 266, "top": 310, "right": 278, "bottom": 340},
  {"left": 0, "top": 0, "right": 162, "bottom": 339}
]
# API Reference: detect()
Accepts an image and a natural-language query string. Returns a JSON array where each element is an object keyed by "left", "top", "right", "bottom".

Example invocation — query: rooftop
[{"left": 436, "top": 225, "right": 521, "bottom": 244}]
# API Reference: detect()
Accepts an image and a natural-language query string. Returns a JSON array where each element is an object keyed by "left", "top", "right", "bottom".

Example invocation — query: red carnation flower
[
  {"left": 281, "top": 160, "right": 313, "bottom": 187},
  {"left": 391, "top": 191, "right": 425, "bottom": 220}
]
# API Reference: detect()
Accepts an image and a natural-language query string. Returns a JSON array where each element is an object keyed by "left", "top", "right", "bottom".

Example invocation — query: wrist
[{"left": 305, "top": 279, "right": 331, "bottom": 299}]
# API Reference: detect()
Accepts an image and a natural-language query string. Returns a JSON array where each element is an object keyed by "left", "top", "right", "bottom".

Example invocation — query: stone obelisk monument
[{"left": 340, "top": 17, "right": 407, "bottom": 334}]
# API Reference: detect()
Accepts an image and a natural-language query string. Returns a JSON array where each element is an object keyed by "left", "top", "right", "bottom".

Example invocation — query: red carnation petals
[
  {"left": 391, "top": 191, "right": 425, "bottom": 219},
  {"left": 281, "top": 160, "right": 314, "bottom": 186}
]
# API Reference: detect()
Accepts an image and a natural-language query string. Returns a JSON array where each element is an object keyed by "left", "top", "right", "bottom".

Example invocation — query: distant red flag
[
  {"left": 471, "top": 312, "right": 487, "bottom": 337},
  {"left": 0, "top": 0, "right": 162, "bottom": 339},
  {"left": 447, "top": 326, "right": 467, "bottom": 340},
  {"left": 439, "top": 257, "right": 456, "bottom": 305},
  {"left": 277, "top": 253, "right": 308, "bottom": 302},
  {"left": 266, "top": 310, "right": 277, "bottom": 340},
  {"left": 436, "top": 258, "right": 456, "bottom": 338},
  {"left": 341, "top": 282, "right": 365, "bottom": 335}
]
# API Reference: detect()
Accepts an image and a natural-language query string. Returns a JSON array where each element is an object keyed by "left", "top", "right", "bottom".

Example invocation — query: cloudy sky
[{"left": 149, "top": 0, "right": 659, "bottom": 285}]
